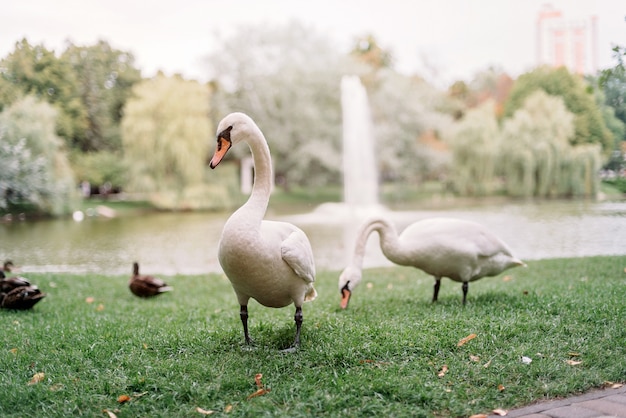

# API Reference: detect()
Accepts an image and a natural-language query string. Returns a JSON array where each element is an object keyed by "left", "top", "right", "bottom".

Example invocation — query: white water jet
[{"left": 341, "top": 75, "right": 379, "bottom": 207}]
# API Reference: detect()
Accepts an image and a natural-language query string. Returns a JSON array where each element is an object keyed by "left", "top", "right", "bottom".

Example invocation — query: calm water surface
[{"left": 1, "top": 199, "right": 625, "bottom": 276}]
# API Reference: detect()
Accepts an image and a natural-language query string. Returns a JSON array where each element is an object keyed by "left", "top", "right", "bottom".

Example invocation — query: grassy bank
[{"left": 1, "top": 256, "right": 625, "bottom": 417}]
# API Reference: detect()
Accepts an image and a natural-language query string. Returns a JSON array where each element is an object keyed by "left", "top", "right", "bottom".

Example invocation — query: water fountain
[{"left": 341, "top": 75, "right": 379, "bottom": 207}]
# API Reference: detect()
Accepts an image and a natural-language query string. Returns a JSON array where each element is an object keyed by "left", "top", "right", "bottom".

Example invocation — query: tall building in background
[{"left": 536, "top": 4, "right": 598, "bottom": 75}]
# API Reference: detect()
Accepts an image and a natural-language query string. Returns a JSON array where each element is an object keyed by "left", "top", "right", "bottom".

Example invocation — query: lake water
[{"left": 1, "top": 198, "right": 625, "bottom": 276}]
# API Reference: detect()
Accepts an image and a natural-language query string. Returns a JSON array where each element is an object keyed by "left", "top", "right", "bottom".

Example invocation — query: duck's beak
[
  {"left": 209, "top": 136, "right": 231, "bottom": 169},
  {"left": 340, "top": 288, "right": 351, "bottom": 309}
]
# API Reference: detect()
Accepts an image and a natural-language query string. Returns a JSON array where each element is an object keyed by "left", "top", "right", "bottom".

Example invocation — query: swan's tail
[{"left": 304, "top": 285, "right": 317, "bottom": 302}]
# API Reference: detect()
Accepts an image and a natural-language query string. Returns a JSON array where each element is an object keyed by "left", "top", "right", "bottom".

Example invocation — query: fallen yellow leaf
[
  {"left": 224, "top": 404, "right": 233, "bottom": 413},
  {"left": 469, "top": 414, "right": 488, "bottom": 418},
  {"left": 483, "top": 359, "right": 492, "bottom": 368},
  {"left": 27, "top": 372, "right": 45, "bottom": 385},
  {"left": 611, "top": 383, "right": 624, "bottom": 389},
  {"left": 492, "top": 408, "right": 508, "bottom": 416},
  {"left": 498, "top": 384, "right": 506, "bottom": 392},
  {"left": 9, "top": 348, "right": 18, "bottom": 354},
  {"left": 457, "top": 333, "right": 477, "bottom": 347},
  {"left": 437, "top": 365, "right": 448, "bottom": 378},
  {"left": 469, "top": 354, "right": 480, "bottom": 362},
  {"left": 566, "top": 359, "right": 582, "bottom": 366},
  {"left": 96, "top": 303, "right": 105, "bottom": 311},
  {"left": 196, "top": 407, "right": 215, "bottom": 415}
]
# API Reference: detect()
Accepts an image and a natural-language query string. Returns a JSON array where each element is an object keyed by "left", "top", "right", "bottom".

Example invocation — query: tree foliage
[
  {"left": 0, "top": 39, "right": 87, "bottom": 146},
  {"left": 504, "top": 66, "right": 613, "bottom": 156},
  {"left": 500, "top": 90, "right": 600, "bottom": 197},
  {"left": 0, "top": 95, "right": 79, "bottom": 214},
  {"left": 62, "top": 40, "right": 142, "bottom": 152},
  {"left": 598, "top": 46, "right": 626, "bottom": 142},
  {"left": 121, "top": 75, "right": 214, "bottom": 209},
  {"left": 447, "top": 100, "right": 500, "bottom": 196}
]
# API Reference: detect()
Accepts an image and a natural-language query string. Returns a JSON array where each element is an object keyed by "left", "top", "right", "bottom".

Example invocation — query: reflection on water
[{"left": 1, "top": 199, "right": 625, "bottom": 275}]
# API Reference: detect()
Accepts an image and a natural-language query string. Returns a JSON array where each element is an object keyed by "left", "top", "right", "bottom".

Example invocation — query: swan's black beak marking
[{"left": 209, "top": 126, "right": 233, "bottom": 169}]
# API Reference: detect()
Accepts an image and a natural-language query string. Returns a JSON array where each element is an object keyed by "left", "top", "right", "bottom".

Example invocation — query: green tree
[
  {"left": 0, "top": 95, "right": 79, "bottom": 215},
  {"left": 61, "top": 40, "right": 142, "bottom": 152},
  {"left": 448, "top": 100, "right": 500, "bottom": 196},
  {"left": 598, "top": 46, "right": 626, "bottom": 143},
  {"left": 500, "top": 90, "right": 600, "bottom": 197},
  {"left": 504, "top": 66, "right": 613, "bottom": 156},
  {"left": 0, "top": 38, "right": 87, "bottom": 147},
  {"left": 121, "top": 74, "right": 215, "bottom": 209}
]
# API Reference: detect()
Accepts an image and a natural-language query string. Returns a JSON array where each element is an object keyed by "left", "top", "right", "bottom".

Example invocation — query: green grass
[{"left": 1, "top": 256, "right": 625, "bottom": 417}]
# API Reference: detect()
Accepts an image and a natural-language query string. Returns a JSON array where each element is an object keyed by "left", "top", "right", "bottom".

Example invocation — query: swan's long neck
[
  {"left": 349, "top": 218, "right": 405, "bottom": 269},
  {"left": 240, "top": 128, "right": 273, "bottom": 224}
]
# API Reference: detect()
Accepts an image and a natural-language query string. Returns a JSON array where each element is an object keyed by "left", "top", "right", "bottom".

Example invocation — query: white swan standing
[
  {"left": 209, "top": 112, "right": 317, "bottom": 350},
  {"left": 339, "top": 217, "right": 525, "bottom": 308}
]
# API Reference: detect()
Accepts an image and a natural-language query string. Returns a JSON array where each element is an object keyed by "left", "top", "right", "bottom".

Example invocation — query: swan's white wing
[{"left": 281, "top": 228, "right": 316, "bottom": 283}]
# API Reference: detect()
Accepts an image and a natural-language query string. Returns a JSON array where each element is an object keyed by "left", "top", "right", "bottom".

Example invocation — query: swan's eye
[{"left": 216, "top": 126, "right": 233, "bottom": 150}]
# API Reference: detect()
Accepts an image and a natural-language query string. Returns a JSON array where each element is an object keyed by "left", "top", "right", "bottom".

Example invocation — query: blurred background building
[{"left": 536, "top": 4, "right": 599, "bottom": 75}]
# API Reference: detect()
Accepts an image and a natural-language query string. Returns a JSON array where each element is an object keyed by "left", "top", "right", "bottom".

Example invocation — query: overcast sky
[{"left": 1, "top": 0, "right": 624, "bottom": 86}]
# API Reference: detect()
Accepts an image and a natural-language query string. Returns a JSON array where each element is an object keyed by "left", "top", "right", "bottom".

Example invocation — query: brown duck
[
  {"left": 129, "top": 262, "right": 173, "bottom": 297},
  {"left": 1, "top": 285, "right": 46, "bottom": 309}
]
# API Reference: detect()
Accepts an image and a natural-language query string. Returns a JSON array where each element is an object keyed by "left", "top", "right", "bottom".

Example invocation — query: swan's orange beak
[
  {"left": 340, "top": 288, "right": 351, "bottom": 309},
  {"left": 209, "top": 136, "right": 232, "bottom": 169}
]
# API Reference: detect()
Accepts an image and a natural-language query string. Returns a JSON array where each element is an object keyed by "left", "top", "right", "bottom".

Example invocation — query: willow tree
[
  {"left": 448, "top": 100, "right": 500, "bottom": 196},
  {"left": 121, "top": 75, "right": 218, "bottom": 209},
  {"left": 500, "top": 90, "right": 600, "bottom": 197},
  {"left": 0, "top": 95, "right": 79, "bottom": 215}
]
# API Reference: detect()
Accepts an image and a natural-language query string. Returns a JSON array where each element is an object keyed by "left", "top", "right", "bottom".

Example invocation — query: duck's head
[
  {"left": 209, "top": 112, "right": 256, "bottom": 169},
  {"left": 338, "top": 265, "right": 362, "bottom": 309},
  {"left": 3, "top": 260, "right": 14, "bottom": 272}
]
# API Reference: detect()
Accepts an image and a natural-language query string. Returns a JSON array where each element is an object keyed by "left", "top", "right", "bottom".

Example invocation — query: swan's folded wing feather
[{"left": 281, "top": 229, "right": 316, "bottom": 283}]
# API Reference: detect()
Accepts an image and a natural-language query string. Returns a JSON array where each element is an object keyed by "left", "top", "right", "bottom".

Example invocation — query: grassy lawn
[{"left": 1, "top": 256, "right": 625, "bottom": 417}]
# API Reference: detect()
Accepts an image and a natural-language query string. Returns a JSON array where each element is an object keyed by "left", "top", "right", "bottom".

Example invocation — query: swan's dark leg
[
  {"left": 293, "top": 306, "right": 303, "bottom": 347},
  {"left": 240, "top": 305, "right": 252, "bottom": 344},
  {"left": 432, "top": 277, "right": 441, "bottom": 302},
  {"left": 462, "top": 282, "right": 468, "bottom": 305}
]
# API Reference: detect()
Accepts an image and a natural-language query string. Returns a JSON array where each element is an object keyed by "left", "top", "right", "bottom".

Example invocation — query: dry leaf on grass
[
  {"left": 521, "top": 356, "right": 532, "bottom": 364},
  {"left": 27, "top": 372, "right": 44, "bottom": 385},
  {"left": 247, "top": 388, "right": 271, "bottom": 400},
  {"left": 492, "top": 408, "right": 508, "bottom": 416},
  {"left": 469, "top": 414, "right": 488, "bottom": 418},
  {"left": 9, "top": 348, "right": 18, "bottom": 355},
  {"left": 437, "top": 365, "right": 448, "bottom": 378},
  {"left": 117, "top": 394, "right": 131, "bottom": 403},
  {"left": 566, "top": 359, "right": 582, "bottom": 366},
  {"left": 85, "top": 297, "right": 95, "bottom": 303},
  {"left": 469, "top": 355, "right": 480, "bottom": 362},
  {"left": 103, "top": 409, "right": 118, "bottom": 418},
  {"left": 457, "top": 333, "right": 477, "bottom": 347},
  {"left": 483, "top": 359, "right": 492, "bottom": 368},
  {"left": 224, "top": 404, "right": 233, "bottom": 413},
  {"left": 247, "top": 373, "right": 271, "bottom": 400},
  {"left": 196, "top": 407, "right": 215, "bottom": 415},
  {"left": 96, "top": 303, "right": 105, "bottom": 311},
  {"left": 498, "top": 384, "right": 505, "bottom": 392}
]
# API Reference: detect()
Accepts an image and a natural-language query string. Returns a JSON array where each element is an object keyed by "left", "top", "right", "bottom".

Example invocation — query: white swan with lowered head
[
  {"left": 339, "top": 217, "right": 525, "bottom": 308},
  {"left": 209, "top": 112, "right": 317, "bottom": 350}
]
